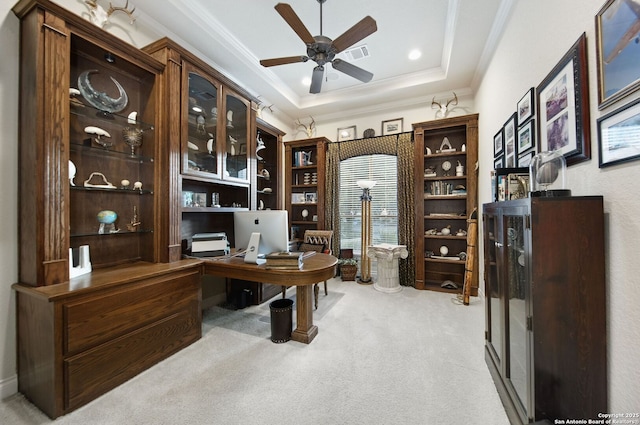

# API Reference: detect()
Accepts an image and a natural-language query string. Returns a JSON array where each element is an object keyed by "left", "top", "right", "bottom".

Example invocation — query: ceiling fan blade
[
  {"left": 332, "top": 16, "right": 377, "bottom": 53},
  {"left": 260, "top": 56, "right": 308, "bottom": 67},
  {"left": 332, "top": 59, "right": 373, "bottom": 83},
  {"left": 275, "top": 3, "right": 316, "bottom": 45},
  {"left": 310, "top": 66, "right": 324, "bottom": 94}
]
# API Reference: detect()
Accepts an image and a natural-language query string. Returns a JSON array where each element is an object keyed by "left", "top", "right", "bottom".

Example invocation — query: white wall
[{"left": 475, "top": 0, "right": 640, "bottom": 412}]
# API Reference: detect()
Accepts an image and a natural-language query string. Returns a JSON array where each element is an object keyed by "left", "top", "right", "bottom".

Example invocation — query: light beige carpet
[{"left": 0, "top": 279, "right": 509, "bottom": 425}]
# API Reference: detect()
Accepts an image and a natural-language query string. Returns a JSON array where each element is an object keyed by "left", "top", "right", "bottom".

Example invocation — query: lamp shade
[{"left": 356, "top": 180, "right": 377, "bottom": 190}]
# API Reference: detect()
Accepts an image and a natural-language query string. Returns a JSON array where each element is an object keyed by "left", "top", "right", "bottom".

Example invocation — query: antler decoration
[
  {"left": 431, "top": 92, "right": 458, "bottom": 117},
  {"left": 295, "top": 116, "right": 316, "bottom": 138},
  {"left": 84, "top": 0, "right": 136, "bottom": 28}
]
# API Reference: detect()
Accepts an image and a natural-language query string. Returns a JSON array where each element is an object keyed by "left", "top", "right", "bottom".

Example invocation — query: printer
[{"left": 191, "top": 232, "right": 230, "bottom": 257}]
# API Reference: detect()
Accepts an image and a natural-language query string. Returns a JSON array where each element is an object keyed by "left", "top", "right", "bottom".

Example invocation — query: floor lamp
[{"left": 357, "top": 180, "right": 376, "bottom": 284}]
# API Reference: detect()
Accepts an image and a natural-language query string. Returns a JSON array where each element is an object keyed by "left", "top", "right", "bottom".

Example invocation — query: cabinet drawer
[
  {"left": 64, "top": 269, "right": 200, "bottom": 354},
  {"left": 64, "top": 309, "right": 200, "bottom": 411}
]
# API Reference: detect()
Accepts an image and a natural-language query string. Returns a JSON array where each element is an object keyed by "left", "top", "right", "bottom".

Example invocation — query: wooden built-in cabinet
[
  {"left": 143, "top": 38, "right": 259, "bottom": 254},
  {"left": 12, "top": 1, "right": 203, "bottom": 418},
  {"left": 254, "top": 118, "right": 285, "bottom": 212},
  {"left": 413, "top": 114, "right": 478, "bottom": 294},
  {"left": 284, "top": 138, "right": 328, "bottom": 241},
  {"left": 483, "top": 197, "right": 607, "bottom": 424}
]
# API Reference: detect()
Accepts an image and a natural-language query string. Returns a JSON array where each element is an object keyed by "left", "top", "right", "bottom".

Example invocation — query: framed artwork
[
  {"left": 518, "top": 150, "right": 535, "bottom": 168},
  {"left": 503, "top": 113, "right": 517, "bottom": 168},
  {"left": 291, "top": 193, "right": 305, "bottom": 204},
  {"left": 597, "top": 96, "right": 640, "bottom": 168},
  {"left": 381, "top": 118, "right": 403, "bottom": 135},
  {"left": 536, "top": 33, "right": 591, "bottom": 166},
  {"left": 518, "top": 119, "right": 535, "bottom": 153},
  {"left": 304, "top": 192, "right": 318, "bottom": 203},
  {"left": 494, "top": 128, "right": 504, "bottom": 157},
  {"left": 337, "top": 125, "right": 356, "bottom": 141},
  {"left": 517, "top": 87, "right": 535, "bottom": 124},
  {"left": 494, "top": 156, "right": 504, "bottom": 169},
  {"left": 596, "top": 0, "right": 640, "bottom": 109}
]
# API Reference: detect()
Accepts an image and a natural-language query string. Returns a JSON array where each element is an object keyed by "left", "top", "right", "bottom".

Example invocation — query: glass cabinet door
[
  {"left": 504, "top": 212, "right": 530, "bottom": 418},
  {"left": 223, "top": 90, "right": 250, "bottom": 182},
  {"left": 483, "top": 212, "right": 503, "bottom": 367},
  {"left": 184, "top": 71, "right": 220, "bottom": 178}
]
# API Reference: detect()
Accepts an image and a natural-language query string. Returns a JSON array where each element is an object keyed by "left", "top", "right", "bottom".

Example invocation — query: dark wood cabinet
[
  {"left": 483, "top": 197, "right": 607, "bottom": 424},
  {"left": 143, "top": 38, "right": 259, "bottom": 253},
  {"left": 12, "top": 1, "right": 203, "bottom": 418},
  {"left": 284, "top": 138, "right": 328, "bottom": 240},
  {"left": 413, "top": 114, "right": 478, "bottom": 294}
]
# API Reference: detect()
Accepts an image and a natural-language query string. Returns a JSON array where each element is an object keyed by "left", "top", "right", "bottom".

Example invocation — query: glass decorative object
[{"left": 529, "top": 150, "right": 571, "bottom": 197}]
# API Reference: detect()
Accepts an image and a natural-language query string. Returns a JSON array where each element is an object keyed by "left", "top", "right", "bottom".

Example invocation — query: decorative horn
[{"left": 78, "top": 70, "right": 128, "bottom": 113}]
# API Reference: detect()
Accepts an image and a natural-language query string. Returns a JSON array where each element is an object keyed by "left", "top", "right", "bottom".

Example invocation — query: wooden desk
[{"left": 203, "top": 253, "right": 337, "bottom": 343}]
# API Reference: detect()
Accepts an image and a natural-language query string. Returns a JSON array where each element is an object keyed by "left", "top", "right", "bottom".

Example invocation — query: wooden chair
[{"left": 282, "top": 230, "right": 333, "bottom": 310}]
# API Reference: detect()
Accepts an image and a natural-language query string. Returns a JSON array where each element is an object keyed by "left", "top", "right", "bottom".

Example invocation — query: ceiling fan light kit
[{"left": 260, "top": 0, "right": 377, "bottom": 94}]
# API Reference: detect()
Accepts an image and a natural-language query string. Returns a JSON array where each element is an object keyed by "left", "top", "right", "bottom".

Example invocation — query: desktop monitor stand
[{"left": 244, "top": 232, "right": 266, "bottom": 264}]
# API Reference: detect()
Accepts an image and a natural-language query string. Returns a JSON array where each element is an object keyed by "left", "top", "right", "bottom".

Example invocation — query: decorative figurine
[
  {"left": 133, "top": 181, "right": 143, "bottom": 193},
  {"left": 120, "top": 179, "right": 130, "bottom": 189},
  {"left": 97, "top": 210, "right": 118, "bottom": 234},
  {"left": 69, "top": 160, "right": 77, "bottom": 186},
  {"left": 126, "top": 206, "right": 140, "bottom": 232},
  {"left": 84, "top": 126, "right": 112, "bottom": 148}
]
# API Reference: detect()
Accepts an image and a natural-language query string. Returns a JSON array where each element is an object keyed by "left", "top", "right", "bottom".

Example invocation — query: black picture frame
[
  {"left": 595, "top": 0, "right": 640, "bottom": 109},
  {"left": 503, "top": 113, "right": 517, "bottom": 168},
  {"left": 517, "top": 87, "right": 535, "bottom": 124},
  {"left": 536, "top": 33, "right": 591, "bottom": 166},
  {"left": 518, "top": 119, "right": 535, "bottom": 154},
  {"left": 597, "top": 96, "right": 640, "bottom": 168},
  {"left": 494, "top": 128, "right": 504, "bottom": 157}
]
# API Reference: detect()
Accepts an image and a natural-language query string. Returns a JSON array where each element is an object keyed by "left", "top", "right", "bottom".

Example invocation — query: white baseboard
[{"left": 0, "top": 374, "right": 18, "bottom": 400}]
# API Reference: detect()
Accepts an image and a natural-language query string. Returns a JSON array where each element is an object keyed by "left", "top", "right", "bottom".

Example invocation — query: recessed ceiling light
[{"left": 408, "top": 49, "right": 422, "bottom": 60}]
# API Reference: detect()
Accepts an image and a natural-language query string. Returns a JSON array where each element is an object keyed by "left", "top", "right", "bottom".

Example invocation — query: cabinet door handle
[{"left": 495, "top": 242, "right": 503, "bottom": 248}]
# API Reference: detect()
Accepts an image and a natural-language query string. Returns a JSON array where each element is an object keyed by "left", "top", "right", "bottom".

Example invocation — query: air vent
[{"left": 343, "top": 44, "right": 370, "bottom": 61}]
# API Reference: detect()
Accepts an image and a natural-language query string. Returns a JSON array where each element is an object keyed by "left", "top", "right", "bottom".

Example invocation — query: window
[{"left": 339, "top": 154, "right": 398, "bottom": 257}]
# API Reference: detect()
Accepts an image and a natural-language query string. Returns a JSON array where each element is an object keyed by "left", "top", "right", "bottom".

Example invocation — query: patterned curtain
[{"left": 324, "top": 133, "right": 415, "bottom": 286}]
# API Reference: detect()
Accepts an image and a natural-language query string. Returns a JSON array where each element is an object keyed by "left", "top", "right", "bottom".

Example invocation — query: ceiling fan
[{"left": 260, "top": 0, "right": 377, "bottom": 94}]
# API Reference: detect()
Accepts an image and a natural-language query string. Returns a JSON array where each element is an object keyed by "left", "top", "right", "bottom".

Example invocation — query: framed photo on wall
[
  {"left": 518, "top": 119, "right": 535, "bottom": 153},
  {"left": 337, "top": 125, "right": 356, "bottom": 141},
  {"left": 597, "top": 96, "right": 640, "bottom": 167},
  {"left": 517, "top": 87, "right": 535, "bottom": 124},
  {"left": 494, "top": 128, "right": 504, "bottom": 157},
  {"left": 503, "top": 113, "right": 517, "bottom": 168},
  {"left": 381, "top": 118, "right": 403, "bottom": 135},
  {"left": 536, "top": 32, "right": 591, "bottom": 166},
  {"left": 596, "top": 0, "right": 640, "bottom": 109}
]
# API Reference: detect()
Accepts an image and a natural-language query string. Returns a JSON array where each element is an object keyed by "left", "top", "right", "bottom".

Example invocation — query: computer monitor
[{"left": 233, "top": 210, "right": 289, "bottom": 264}]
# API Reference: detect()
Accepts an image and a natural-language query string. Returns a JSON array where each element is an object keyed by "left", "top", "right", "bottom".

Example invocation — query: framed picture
[
  {"left": 503, "top": 113, "right": 517, "bottom": 168},
  {"left": 597, "top": 96, "right": 640, "bottom": 167},
  {"left": 291, "top": 193, "right": 305, "bottom": 204},
  {"left": 494, "top": 128, "right": 504, "bottom": 157},
  {"left": 596, "top": 0, "right": 640, "bottom": 109},
  {"left": 518, "top": 119, "right": 535, "bottom": 153},
  {"left": 494, "top": 156, "right": 504, "bottom": 169},
  {"left": 518, "top": 150, "right": 535, "bottom": 168},
  {"left": 304, "top": 192, "right": 318, "bottom": 203},
  {"left": 517, "top": 87, "right": 535, "bottom": 124},
  {"left": 537, "top": 33, "right": 591, "bottom": 166},
  {"left": 381, "top": 118, "right": 403, "bottom": 135},
  {"left": 337, "top": 125, "right": 356, "bottom": 141}
]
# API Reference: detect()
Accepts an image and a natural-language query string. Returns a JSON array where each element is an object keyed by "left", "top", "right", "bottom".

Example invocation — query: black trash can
[{"left": 269, "top": 298, "right": 293, "bottom": 343}]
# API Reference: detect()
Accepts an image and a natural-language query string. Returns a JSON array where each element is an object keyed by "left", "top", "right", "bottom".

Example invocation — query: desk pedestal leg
[{"left": 291, "top": 285, "right": 318, "bottom": 344}]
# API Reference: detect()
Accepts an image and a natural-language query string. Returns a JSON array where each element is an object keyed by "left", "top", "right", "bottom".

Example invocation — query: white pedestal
[{"left": 368, "top": 243, "right": 408, "bottom": 293}]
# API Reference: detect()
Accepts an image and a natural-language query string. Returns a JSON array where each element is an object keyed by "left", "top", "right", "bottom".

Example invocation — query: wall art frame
[
  {"left": 503, "top": 113, "right": 517, "bottom": 168},
  {"left": 381, "top": 118, "right": 403, "bottom": 135},
  {"left": 494, "top": 128, "right": 504, "bottom": 157},
  {"left": 517, "top": 87, "right": 535, "bottom": 124},
  {"left": 536, "top": 32, "right": 591, "bottom": 166},
  {"left": 595, "top": 0, "right": 640, "bottom": 109},
  {"left": 597, "top": 96, "right": 640, "bottom": 167},
  {"left": 518, "top": 119, "right": 535, "bottom": 153},
  {"left": 337, "top": 125, "right": 357, "bottom": 142}
]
